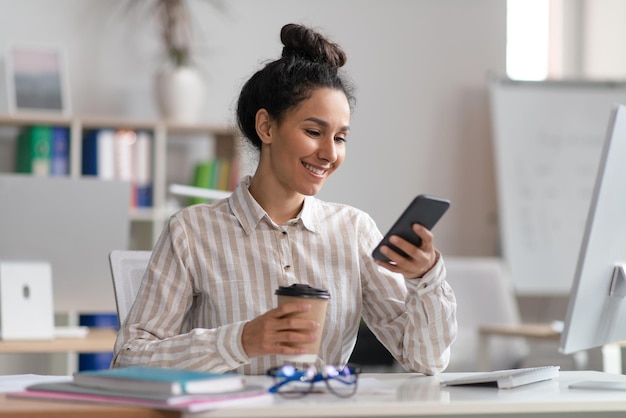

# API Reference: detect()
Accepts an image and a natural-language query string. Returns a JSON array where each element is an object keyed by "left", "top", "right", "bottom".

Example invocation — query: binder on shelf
[
  {"left": 188, "top": 160, "right": 215, "bottom": 205},
  {"left": 81, "top": 129, "right": 100, "bottom": 176},
  {"left": 112, "top": 129, "right": 134, "bottom": 183},
  {"left": 134, "top": 131, "right": 153, "bottom": 208},
  {"left": 50, "top": 126, "right": 70, "bottom": 176},
  {"left": 97, "top": 129, "right": 116, "bottom": 180},
  {"left": 217, "top": 158, "right": 230, "bottom": 191},
  {"left": 16, "top": 125, "right": 52, "bottom": 176}
]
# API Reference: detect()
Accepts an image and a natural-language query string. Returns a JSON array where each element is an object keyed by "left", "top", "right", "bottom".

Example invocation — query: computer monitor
[
  {"left": 0, "top": 174, "right": 131, "bottom": 314},
  {"left": 560, "top": 104, "right": 626, "bottom": 384}
]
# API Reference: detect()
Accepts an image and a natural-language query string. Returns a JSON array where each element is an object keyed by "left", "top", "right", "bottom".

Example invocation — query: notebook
[
  {"left": 73, "top": 366, "right": 245, "bottom": 395},
  {"left": 440, "top": 366, "right": 560, "bottom": 389},
  {"left": 9, "top": 381, "right": 272, "bottom": 413}
]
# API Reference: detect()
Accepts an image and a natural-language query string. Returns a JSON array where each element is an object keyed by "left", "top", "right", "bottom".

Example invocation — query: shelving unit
[{"left": 0, "top": 113, "right": 240, "bottom": 250}]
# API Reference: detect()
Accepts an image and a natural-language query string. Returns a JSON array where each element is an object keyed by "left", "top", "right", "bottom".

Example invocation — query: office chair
[
  {"left": 108, "top": 250, "right": 151, "bottom": 327},
  {"left": 444, "top": 257, "right": 528, "bottom": 372}
]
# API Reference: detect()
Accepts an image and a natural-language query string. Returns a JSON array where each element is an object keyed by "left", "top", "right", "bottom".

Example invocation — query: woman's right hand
[{"left": 241, "top": 302, "right": 320, "bottom": 358}]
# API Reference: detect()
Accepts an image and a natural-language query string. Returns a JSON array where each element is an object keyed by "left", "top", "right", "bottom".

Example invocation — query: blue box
[{"left": 78, "top": 313, "right": 118, "bottom": 371}]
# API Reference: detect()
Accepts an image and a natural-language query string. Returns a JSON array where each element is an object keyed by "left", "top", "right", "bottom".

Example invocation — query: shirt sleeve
[
  {"left": 111, "top": 214, "right": 250, "bottom": 372},
  {"left": 358, "top": 214, "right": 457, "bottom": 375}
]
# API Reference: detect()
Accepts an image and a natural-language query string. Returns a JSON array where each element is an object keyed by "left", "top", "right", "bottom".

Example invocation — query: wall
[
  {"left": 583, "top": 0, "right": 626, "bottom": 79},
  {"left": 0, "top": 0, "right": 506, "bottom": 258}
]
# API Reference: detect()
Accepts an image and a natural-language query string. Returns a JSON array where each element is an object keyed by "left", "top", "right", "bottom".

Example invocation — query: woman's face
[{"left": 263, "top": 87, "right": 350, "bottom": 197}]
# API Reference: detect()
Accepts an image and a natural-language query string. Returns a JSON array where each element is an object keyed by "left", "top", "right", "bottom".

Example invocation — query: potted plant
[
  {"left": 155, "top": 0, "right": 195, "bottom": 68},
  {"left": 132, "top": 0, "right": 225, "bottom": 122}
]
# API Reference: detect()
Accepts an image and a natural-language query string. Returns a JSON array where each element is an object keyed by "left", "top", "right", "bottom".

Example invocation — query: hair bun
[{"left": 280, "top": 23, "right": 347, "bottom": 68}]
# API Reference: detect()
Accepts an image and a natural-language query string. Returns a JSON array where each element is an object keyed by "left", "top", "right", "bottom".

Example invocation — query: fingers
[
  {"left": 241, "top": 303, "right": 321, "bottom": 358},
  {"left": 274, "top": 301, "right": 313, "bottom": 318},
  {"left": 395, "top": 224, "right": 434, "bottom": 255},
  {"left": 375, "top": 224, "right": 438, "bottom": 279}
]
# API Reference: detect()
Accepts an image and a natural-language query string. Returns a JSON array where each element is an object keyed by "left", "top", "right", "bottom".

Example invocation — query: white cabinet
[{"left": 0, "top": 113, "right": 239, "bottom": 250}]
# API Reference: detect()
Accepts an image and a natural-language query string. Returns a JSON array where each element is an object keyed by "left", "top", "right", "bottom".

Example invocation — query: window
[{"left": 506, "top": 0, "right": 551, "bottom": 81}]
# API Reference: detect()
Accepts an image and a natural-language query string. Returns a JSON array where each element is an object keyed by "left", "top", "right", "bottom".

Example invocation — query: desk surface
[
  {"left": 4, "top": 371, "right": 626, "bottom": 418},
  {"left": 189, "top": 371, "right": 626, "bottom": 418},
  {"left": 0, "top": 329, "right": 117, "bottom": 353}
]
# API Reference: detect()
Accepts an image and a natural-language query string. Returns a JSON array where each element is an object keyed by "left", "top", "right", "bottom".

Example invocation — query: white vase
[{"left": 154, "top": 66, "right": 205, "bottom": 123}]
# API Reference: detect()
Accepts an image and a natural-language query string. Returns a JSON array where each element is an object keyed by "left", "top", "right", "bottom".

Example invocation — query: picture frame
[{"left": 5, "top": 43, "right": 71, "bottom": 115}]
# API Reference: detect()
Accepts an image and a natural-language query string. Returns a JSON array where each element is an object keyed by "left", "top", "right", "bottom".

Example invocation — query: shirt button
[
  {"left": 281, "top": 231, "right": 287, "bottom": 236},
  {"left": 284, "top": 265, "right": 291, "bottom": 271}
]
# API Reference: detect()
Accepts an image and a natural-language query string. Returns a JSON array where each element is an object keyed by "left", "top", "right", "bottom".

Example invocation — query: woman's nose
[{"left": 318, "top": 136, "right": 338, "bottom": 163}]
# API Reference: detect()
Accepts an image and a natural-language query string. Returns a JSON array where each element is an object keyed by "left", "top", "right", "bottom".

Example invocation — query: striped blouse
[{"left": 111, "top": 176, "right": 457, "bottom": 375}]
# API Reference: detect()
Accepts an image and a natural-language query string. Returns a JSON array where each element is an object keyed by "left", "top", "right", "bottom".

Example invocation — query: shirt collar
[
  {"left": 230, "top": 176, "right": 319, "bottom": 235},
  {"left": 300, "top": 195, "right": 319, "bottom": 233}
]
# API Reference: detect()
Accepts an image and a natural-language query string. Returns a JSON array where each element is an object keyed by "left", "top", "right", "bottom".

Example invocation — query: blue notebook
[{"left": 73, "top": 366, "right": 245, "bottom": 395}]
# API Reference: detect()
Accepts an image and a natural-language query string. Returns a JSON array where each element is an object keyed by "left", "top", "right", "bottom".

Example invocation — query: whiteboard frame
[{"left": 489, "top": 77, "right": 626, "bottom": 295}]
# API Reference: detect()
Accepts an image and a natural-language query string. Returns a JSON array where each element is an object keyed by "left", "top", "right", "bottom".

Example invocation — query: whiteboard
[{"left": 489, "top": 79, "right": 626, "bottom": 295}]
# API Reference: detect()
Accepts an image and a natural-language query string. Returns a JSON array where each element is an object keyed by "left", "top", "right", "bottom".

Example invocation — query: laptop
[{"left": 0, "top": 261, "right": 54, "bottom": 340}]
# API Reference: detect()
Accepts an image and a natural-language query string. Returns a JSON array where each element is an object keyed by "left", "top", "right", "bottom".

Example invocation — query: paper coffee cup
[{"left": 275, "top": 284, "right": 330, "bottom": 363}]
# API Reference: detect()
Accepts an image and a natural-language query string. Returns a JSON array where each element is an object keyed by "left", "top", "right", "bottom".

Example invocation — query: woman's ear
[{"left": 255, "top": 109, "right": 273, "bottom": 144}]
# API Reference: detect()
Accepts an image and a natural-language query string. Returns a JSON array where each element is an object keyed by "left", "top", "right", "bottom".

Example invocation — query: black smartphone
[{"left": 372, "top": 194, "right": 450, "bottom": 262}]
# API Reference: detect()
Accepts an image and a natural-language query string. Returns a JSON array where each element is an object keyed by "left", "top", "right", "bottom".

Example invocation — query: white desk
[
  {"left": 0, "top": 329, "right": 116, "bottom": 353},
  {"left": 190, "top": 371, "right": 626, "bottom": 418},
  {"left": 478, "top": 323, "right": 625, "bottom": 373}
]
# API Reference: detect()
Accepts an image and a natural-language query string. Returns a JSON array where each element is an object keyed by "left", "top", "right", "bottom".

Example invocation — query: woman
[{"left": 112, "top": 23, "right": 457, "bottom": 375}]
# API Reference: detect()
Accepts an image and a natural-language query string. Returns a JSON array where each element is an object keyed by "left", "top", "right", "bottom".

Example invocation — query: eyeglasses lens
[
  {"left": 324, "top": 365, "right": 359, "bottom": 398},
  {"left": 273, "top": 366, "right": 315, "bottom": 398}
]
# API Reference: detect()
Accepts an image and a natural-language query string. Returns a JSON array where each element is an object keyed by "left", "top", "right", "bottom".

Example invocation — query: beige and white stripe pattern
[{"left": 112, "top": 176, "right": 457, "bottom": 375}]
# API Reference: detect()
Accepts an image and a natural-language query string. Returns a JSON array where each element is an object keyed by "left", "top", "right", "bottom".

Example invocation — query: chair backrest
[
  {"left": 108, "top": 250, "right": 151, "bottom": 327},
  {"left": 444, "top": 256, "right": 527, "bottom": 371}
]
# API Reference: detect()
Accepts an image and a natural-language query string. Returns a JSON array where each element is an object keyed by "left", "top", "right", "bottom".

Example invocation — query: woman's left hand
[{"left": 374, "top": 224, "right": 438, "bottom": 279}]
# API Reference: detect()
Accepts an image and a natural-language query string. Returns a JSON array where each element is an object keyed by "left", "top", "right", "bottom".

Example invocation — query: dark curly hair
[{"left": 236, "top": 23, "right": 356, "bottom": 151}]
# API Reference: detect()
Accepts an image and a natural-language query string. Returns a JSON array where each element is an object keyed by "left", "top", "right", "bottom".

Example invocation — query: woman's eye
[
  {"left": 335, "top": 137, "right": 347, "bottom": 144},
  {"left": 306, "top": 129, "right": 320, "bottom": 137}
]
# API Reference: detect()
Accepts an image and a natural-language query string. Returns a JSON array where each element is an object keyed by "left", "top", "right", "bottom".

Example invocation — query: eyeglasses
[{"left": 266, "top": 363, "right": 361, "bottom": 398}]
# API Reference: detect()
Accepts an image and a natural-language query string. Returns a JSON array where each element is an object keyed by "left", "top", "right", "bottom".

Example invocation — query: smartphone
[{"left": 372, "top": 194, "right": 450, "bottom": 262}]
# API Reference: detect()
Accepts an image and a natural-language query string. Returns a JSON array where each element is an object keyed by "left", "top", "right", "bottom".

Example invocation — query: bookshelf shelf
[{"left": 0, "top": 113, "right": 240, "bottom": 250}]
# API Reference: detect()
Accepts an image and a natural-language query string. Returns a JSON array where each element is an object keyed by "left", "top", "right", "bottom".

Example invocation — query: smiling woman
[
  {"left": 249, "top": 88, "right": 350, "bottom": 214},
  {"left": 111, "top": 23, "right": 457, "bottom": 376}
]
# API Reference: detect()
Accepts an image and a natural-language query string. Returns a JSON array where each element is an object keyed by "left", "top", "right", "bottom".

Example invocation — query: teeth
[{"left": 303, "top": 162, "right": 325, "bottom": 175}]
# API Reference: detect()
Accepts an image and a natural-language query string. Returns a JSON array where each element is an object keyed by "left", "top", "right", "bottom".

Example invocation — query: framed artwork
[{"left": 5, "top": 43, "right": 71, "bottom": 115}]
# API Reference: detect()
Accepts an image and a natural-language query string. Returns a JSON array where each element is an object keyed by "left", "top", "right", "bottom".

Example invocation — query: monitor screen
[
  {"left": 560, "top": 104, "right": 626, "bottom": 361},
  {"left": 0, "top": 174, "right": 131, "bottom": 314}
]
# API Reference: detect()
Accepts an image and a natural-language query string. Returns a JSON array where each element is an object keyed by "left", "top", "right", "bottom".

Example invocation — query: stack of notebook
[{"left": 9, "top": 366, "right": 272, "bottom": 412}]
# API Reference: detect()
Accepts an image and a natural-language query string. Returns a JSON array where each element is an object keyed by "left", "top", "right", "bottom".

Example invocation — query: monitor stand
[{"left": 570, "top": 265, "right": 626, "bottom": 390}]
